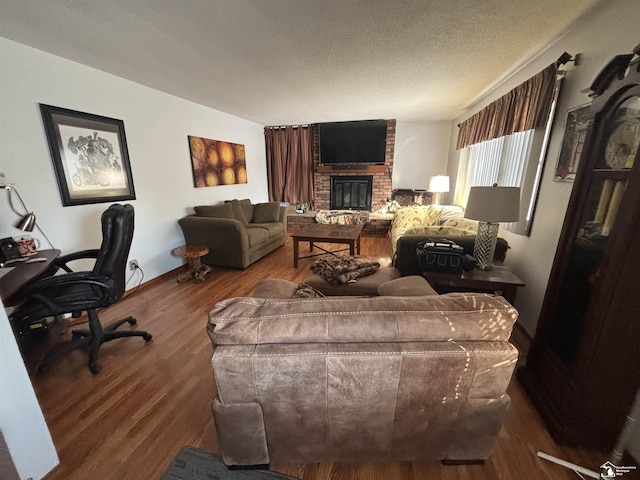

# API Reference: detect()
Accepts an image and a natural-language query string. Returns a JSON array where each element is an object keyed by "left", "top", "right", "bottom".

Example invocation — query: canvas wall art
[{"left": 188, "top": 136, "right": 247, "bottom": 187}]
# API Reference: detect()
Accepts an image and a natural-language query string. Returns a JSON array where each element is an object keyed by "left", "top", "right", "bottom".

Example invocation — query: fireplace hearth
[{"left": 330, "top": 175, "right": 373, "bottom": 210}]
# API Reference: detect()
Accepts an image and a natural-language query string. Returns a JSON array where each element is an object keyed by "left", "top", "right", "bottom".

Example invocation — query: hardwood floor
[{"left": 31, "top": 236, "right": 616, "bottom": 479}]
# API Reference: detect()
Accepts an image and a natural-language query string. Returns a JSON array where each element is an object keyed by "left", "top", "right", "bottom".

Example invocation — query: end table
[
  {"left": 171, "top": 245, "right": 213, "bottom": 283},
  {"left": 422, "top": 265, "right": 525, "bottom": 304}
]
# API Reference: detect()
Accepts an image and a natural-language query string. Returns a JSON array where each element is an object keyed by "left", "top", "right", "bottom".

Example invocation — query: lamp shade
[
  {"left": 428, "top": 175, "right": 450, "bottom": 193},
  {"left": 464, "top": 185, "right": 520, "bottom": 223},
  {"left": 15, "top": 212, "right": 36, "bottom": 232}
]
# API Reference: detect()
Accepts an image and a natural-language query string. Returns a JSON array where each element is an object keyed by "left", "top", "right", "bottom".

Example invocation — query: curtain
[
  {"left": 264, "top": 126, "right": 314, "bottom": 207},
  {"left": 456, "top": 63, "right": 557, "bottom": 149}
]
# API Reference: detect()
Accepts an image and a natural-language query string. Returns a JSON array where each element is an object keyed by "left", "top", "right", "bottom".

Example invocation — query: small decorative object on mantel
[
  {"left": 295, "top": 203, "right": 309, "bottom": 213},
  {"left": 188, "top": 135, "right": 247, "bottom": 187},
  {"left": 40, "top": 104, "right": 136, "bottom": 206}
]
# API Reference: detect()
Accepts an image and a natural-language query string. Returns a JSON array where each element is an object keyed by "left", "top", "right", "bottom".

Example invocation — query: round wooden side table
[{"left": 171, "top": 245, "right": 213, "bottom": 283}]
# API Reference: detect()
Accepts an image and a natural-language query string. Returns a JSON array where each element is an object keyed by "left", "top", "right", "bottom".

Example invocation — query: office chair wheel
[
  {"left": 128, "top": 317, "right": 137, "bottom": 326},
  {"left": 143, "top": 333, "right": 153, "bottom": 341},
  {"left": 89, "top": 361, "right": 102, "bottom": 374}
]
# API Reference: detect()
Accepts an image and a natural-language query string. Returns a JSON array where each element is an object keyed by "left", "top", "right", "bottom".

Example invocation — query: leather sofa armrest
[{"left": 213, "top": 399, "right": 269, "bottom": 466}]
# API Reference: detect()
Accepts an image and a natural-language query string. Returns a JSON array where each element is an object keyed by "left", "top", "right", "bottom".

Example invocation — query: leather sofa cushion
[
  {"left": 208, "top": 293, "right": 517, "bottom": 345},
  {"left": 194, "top": 203, "right": 235, "bottom": 219},
  {"left": 377, "top": 275, "right": 438, "bottom": 296}
]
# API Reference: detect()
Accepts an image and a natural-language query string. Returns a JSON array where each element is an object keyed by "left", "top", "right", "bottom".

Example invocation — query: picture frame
[
  {"left": 40, "top": 104, "right": 136, "bottom": 206},
  {"left": 188, "top": 135, "right": 248, "bottom": 188},
  {"left": 554, "top": 103, "right": 592, "bottom": 182}
]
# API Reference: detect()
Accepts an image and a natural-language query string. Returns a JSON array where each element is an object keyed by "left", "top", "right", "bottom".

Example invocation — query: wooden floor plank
[{"left": 27, "top": 236, "right": 619, "bottom": 479}]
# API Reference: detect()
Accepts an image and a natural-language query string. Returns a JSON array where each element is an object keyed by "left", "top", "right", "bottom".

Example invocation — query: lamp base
[{"left": 473, "top": 221, "right": 499, "bottom": 270}]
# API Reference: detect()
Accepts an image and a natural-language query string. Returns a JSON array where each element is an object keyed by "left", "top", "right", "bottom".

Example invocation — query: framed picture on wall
[
  {"left": 554, "top": 103, "right": 592, "bottom": 182},
  {"left": 188, "top": 135, "right": 248, "bottom": 188},
  {"left": 40, "top": 104, "right": 136, "bottom": 206}
]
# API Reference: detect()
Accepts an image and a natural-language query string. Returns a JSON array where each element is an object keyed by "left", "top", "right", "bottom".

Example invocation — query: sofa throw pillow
[
  {"left": 442, "top": 218, "right": 478, "bottom": 233},
  {"left": 226, "top": 199, "right": 249, "bottom": 225},
  {"left": 253, "top": 202, "right": 280, "bottom": 223},
  {"left": 195, "top": 203, "right": 235, "bottom": 219}
]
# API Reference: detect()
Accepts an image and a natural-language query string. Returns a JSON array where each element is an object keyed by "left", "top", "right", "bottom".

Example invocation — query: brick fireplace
[{"left": 312, "top": 120, "right": 395, "bottom": 211}]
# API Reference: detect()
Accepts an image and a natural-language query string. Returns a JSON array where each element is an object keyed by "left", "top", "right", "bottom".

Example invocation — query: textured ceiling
[{"left": 0, "top": 0, "right": 605, "bottom": 125}]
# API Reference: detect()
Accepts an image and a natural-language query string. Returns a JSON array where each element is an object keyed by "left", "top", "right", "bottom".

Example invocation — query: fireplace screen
[{"left": 330, "top": 175, "right": 373, "bottom": 210}]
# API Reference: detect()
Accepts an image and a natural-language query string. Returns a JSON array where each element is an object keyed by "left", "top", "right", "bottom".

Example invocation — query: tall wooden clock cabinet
[{"left": 519, "top": 45, "right": 640, "bottom": 451}]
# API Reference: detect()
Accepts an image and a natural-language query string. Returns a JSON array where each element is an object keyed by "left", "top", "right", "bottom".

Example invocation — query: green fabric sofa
[{"left": 178, "top": 199, "right": 287, "bottom": 269}]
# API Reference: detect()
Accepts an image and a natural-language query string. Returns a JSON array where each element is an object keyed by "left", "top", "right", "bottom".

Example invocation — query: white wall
[
  {"left": 447, "top": 0, "right": 640, "bottom": 335},
  {"left": 393, "top": 121, "right": 452, "bottom": 193},
  {"left": 0, "top": 37, "right": 269, "bottom": 282},
  {"left": 0, "top": 305, "right": 59, "bottom": 480},
  {"left": 0, "top": 36, "right": 270, "bottom": 479}
]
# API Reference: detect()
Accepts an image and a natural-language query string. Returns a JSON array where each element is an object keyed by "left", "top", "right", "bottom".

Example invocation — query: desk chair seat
[{"left": 10, "top": 204, "right": 152, "bottom": 374}]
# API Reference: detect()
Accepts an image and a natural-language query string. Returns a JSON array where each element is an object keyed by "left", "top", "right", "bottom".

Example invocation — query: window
[
  {"left": 455, "top": 129, "right": 537, "bottom": 233},
  {"left": 455, "top": 75, "right": 563, "bottom": 235}
]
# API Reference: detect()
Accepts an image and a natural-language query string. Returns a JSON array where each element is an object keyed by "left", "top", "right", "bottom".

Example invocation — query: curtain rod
[{"left": 265, "top": 124, "right": 311, "bottom": 130}]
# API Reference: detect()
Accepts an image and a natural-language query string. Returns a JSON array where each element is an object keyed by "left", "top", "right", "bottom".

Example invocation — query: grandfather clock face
[{"left": 601, "top": 96, "right": 640, "bottom": 170}]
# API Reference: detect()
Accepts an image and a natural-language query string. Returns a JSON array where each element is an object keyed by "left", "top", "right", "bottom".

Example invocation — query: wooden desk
[
  {"left": 0, "top": 249, "right": 61, "bottom": 305},
  {"left": 423, "top": 265, "right": 525, "bottom": 304},
  {"left": 291, "top": 224, "right": 363, "bottom": 268}
]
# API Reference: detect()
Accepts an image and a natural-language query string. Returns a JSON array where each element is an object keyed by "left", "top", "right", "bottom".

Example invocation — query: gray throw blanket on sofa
[{"left": 310, "top": 256, "right": 380, "bottom": 286}]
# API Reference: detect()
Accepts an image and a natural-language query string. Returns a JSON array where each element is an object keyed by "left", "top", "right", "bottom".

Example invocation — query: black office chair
[{"left": 10, "top": 204, "right": 152, "bottom": 374}]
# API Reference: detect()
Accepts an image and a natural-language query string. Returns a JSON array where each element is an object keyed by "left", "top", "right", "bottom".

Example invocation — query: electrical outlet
[{"left": 129, "top": 259, "right": 139, "bottom": 270}]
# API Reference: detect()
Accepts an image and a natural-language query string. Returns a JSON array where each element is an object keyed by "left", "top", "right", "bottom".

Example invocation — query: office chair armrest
[
  {"left": 20, "top": 271, "right": 112, "bottom": 297},
  {"left": 55, "top": 249, "right": 100, "bottom": 272}
]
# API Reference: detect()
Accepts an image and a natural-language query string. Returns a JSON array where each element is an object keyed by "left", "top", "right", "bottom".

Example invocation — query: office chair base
[{"left": 38, "top": 313, "right": 152, "bottom": 374}]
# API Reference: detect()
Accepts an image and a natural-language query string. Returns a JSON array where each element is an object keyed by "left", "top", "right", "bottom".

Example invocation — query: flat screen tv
[{"left": 319, "top": 120, "right": 387, "bottom": 165}]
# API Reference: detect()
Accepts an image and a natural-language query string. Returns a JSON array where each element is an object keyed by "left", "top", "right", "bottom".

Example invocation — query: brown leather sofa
[
  {"left": 178, "top": 199, "right": 287, "bottom": 269},
  {"left": 207, "top": 277, "right": 519, "bottom": 466}
]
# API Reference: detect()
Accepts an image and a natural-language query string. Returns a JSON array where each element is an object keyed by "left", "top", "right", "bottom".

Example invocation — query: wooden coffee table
[
  {"left": 291, "top": 223, "right": 363, "bottom": 268},
  {"left": 422, "top": 265, "right": 525, "bottom": 304}
]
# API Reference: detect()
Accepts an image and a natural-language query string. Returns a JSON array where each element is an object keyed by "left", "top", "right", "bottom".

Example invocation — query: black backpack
[{"left": 415, "top": 238, "right": 476, "bottom": 273}]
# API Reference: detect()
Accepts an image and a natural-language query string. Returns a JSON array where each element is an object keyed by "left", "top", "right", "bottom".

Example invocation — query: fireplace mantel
[{"left": 316, "top": 165, "right": 387, "bottom": 174}]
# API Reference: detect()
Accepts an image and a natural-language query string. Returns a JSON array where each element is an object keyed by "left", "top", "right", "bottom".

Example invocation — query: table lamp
[
  {"left": 464, "top": 184, "right": 520, "bottom": 269},
  {"left": 428, "top": 175, "right": 450, "bottom": 205},
  {"left": 1, "top": 183, "right": 53, "bottom": 246}
]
